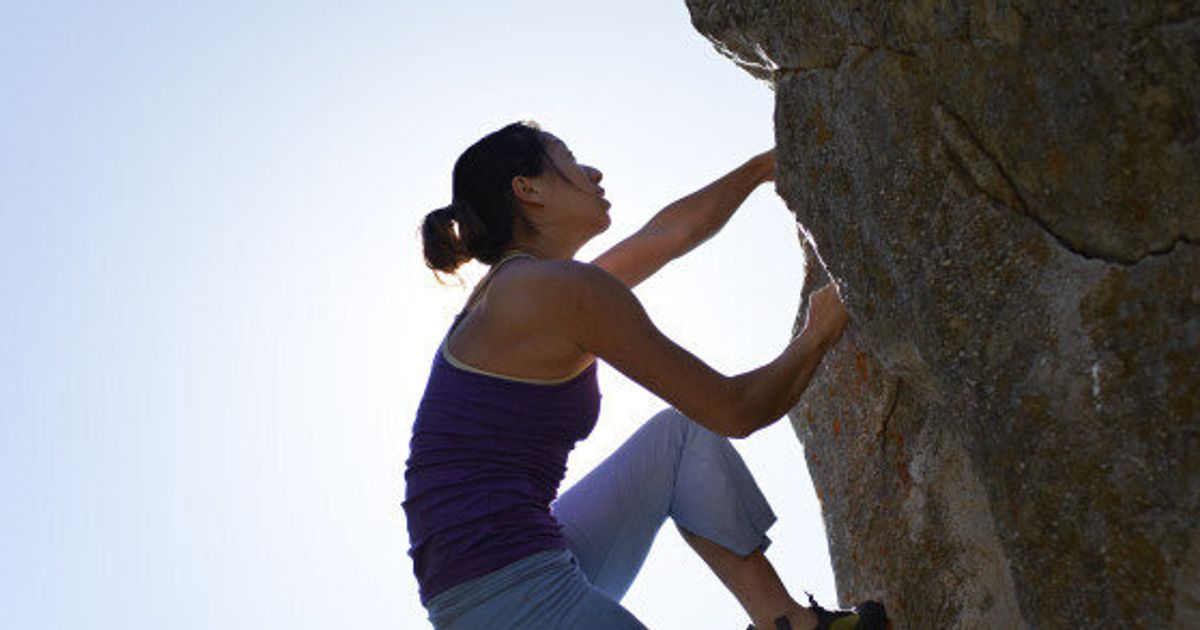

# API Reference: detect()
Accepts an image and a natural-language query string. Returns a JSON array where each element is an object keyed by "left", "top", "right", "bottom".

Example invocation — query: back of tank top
[{"left": 401, "top": 254, "right": 602, "bottom": 604}]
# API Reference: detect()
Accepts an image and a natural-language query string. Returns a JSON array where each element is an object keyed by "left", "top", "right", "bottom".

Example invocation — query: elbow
[
  {"left": 649, "top": 211, "right": 704, "bottom": 256},
  {"left": 725, "top": 423, "right": 753, "bottom": 440},
  {"left": 718, "top": 377, "right": 790, "bottom": 439},
  {"left": 723, "top": 410, "right": 765, "bottom": 440},
  {"left": 710, "top": 414, "right": 750, "bottom": 439},
  {"left": 688, "top": 406, "right": 748, "bottom": 439},
  {"left": 714, "top": 380, "right": 757, "bottom": 439}
]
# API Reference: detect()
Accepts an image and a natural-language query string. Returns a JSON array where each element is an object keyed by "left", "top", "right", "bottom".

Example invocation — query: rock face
[{"left": 687, "top": 2, "right": 1200, "bottom": 627}]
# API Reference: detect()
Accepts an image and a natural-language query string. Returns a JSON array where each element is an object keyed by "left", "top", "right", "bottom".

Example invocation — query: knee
[
  {"left": 648, "top": 407, "right": 726, "bottom": 445},
  {"left": 638, "top": 407, "right": 691, "bottom": 450},
  {"left": 649, "top": 406, "right": 690, "bottom": 430}
]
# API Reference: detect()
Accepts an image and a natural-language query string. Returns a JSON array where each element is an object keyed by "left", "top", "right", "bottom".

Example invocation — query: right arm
[
  {"left": 590, "top": 150, "right": 775, "bottom": 289},
  {"left": 532, "top": 261, "right": 846, "bottom": 438}
]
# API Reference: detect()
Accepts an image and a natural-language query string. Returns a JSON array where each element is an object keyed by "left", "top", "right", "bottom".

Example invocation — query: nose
[{"left": 584, "top": 164, "right": 603, "bottom": 184}]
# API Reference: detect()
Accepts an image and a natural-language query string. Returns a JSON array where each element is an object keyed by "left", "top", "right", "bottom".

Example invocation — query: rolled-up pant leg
[
  {"left": 550, "top": 407, "right": 777, "bottom": 602},
  {"left": 425, "top": 549, "right": 648, "bottom": 629}
]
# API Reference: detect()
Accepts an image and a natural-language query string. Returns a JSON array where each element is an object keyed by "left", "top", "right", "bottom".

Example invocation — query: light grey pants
[{"left": 424, "top": 407, "right": 777, "bottom": 629}]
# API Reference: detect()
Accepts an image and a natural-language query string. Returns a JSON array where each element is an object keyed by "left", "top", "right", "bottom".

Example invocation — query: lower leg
[{"left": 677, "top": 524, "right": 817, "bottom": 630}]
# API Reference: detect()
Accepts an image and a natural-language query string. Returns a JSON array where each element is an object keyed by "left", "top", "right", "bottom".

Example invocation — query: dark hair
[{"left": 422, "top": 121, "right": 550, "bottom": 274}]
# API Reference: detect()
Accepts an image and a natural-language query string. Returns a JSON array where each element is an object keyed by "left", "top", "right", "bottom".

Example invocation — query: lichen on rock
[{"left": 687, "top": 1, "right": 1200, "bottom": 627}]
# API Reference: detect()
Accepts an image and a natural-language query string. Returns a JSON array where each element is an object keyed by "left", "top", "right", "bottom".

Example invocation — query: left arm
[{"left": 591, "top": 149, "right": 775, "bottom": 288}]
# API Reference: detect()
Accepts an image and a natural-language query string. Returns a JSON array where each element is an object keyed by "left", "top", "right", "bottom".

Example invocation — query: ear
[{"left": 511, "top": 175, "right": 544, "bottom": 205}]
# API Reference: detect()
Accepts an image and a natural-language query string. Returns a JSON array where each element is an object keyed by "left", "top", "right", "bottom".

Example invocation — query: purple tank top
[{"left": 402, "top": 316, "right": 601, "bottom": 605}]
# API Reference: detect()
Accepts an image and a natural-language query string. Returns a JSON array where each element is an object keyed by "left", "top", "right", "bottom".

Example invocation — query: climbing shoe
[
  {"left": 806, "top": 592, "right": 889, "bottom": 630},
  {"left": 744, "top": 593, "right": 889, "bottom": 630},
  {"left": 744, "top": 616, "right": 796, "bottom": 630}
]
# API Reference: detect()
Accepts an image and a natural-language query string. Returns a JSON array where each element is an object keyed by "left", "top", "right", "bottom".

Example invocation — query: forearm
[
  {"left": 729, "top": 328, "right": 835, "bottom": 438},
  {"left": 650, "top": 152, "right": 773, "bottom": 248}
]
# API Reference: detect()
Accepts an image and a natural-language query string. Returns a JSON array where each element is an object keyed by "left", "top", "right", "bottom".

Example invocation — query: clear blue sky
[{"left": 2, "top": 2, "right": 836, "bottom": 628}]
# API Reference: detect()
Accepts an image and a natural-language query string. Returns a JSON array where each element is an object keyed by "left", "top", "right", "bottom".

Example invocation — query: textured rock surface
[{"left": 688, "top": 2, "right": 1200, "bottom": 627}]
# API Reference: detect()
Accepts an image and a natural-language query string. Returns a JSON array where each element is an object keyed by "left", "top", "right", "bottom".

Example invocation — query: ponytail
[
  {"left": 418, "top": 121, "right": 549, "bottom": 276},
  {"left": 421, "top": 204, "right": 469, "bottom": 274}
]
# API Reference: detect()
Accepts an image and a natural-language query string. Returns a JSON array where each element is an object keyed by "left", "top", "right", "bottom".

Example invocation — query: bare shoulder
[
  {"left": 478, "top": 256, "right": 748, "bottom": 437},
  {"left": 489, "top": 258, "right": 628, "bottom": 311},
  {"left": 483, "top": 257, "right": 639, "bottom": 353},
  {"left": 499, "top": 257, "right": 620, "bottom": 285},
  {"left": 446, "top": 259, "right": 621, "bottom": 377}
]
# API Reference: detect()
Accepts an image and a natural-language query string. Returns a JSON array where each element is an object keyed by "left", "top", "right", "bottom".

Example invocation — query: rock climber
[{"left": 403, "top": 120, "right": 888, "bottom": 629}]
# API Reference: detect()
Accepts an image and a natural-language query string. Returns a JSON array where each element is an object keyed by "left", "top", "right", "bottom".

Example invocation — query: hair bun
[
  {"left": 422, "top": 203, "right": 469, "bottom": 274},
  {"left": 421, "top": 121, "right": 548, "bottom": 273},
  {"left": 448, "top": 199, "right": 472, "bottom": 219}
]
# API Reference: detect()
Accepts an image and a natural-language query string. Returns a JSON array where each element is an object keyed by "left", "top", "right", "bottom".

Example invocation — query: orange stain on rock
[
  {"left": 816, "top": 122, "right": 833, "bottom": 146},
  {"left": 833, "top": 418, "right": 842, "bottom": 437},
  {"left": 1045, "top": 147, "right": 1067, "bottom": 186},
  {"left": 896, "top": 457, "right": 913, "bottom": 489},
  {"left": 885, "top": 431, "right": 913, "bottom": 491},
  {"left": 855, "top": 351, "right": 870, "bottom": 384},
  {"left": 1129, "top": 196, "right": 1151, "bottom": 221},
  {"left": 812, "top": 103, "right": 834, "bottom": 147}
]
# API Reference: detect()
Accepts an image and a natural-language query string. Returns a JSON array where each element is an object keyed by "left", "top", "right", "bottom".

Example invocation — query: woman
[{"left": 404, "top": 121, "right": 887, "bottom": 629}]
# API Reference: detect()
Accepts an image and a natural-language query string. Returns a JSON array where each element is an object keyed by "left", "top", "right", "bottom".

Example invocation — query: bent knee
[{"left": 648, "top": 407, "right": 726, "bottom": 443}]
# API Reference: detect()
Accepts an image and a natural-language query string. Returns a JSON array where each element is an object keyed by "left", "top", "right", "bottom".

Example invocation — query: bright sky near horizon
[{"left": 2, "top": 2, "right": 838, "bottom": 628}]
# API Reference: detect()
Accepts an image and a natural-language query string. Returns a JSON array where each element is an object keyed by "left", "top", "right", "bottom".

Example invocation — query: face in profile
[{"left": 534, "top": 133, "right": 611, "bottom": 237}]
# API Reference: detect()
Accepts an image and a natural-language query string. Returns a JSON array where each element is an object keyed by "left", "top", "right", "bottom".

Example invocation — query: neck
[{"left": 505, "top": 235, "right": 582, "bottom": 261}]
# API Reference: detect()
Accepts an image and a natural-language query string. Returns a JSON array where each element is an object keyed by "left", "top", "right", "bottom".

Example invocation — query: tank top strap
[{"left": 449, "top": 251, "right": 537, "bottom": 335}]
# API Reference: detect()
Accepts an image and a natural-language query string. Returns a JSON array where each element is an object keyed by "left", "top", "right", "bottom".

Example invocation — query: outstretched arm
[{"left": 591, "top": 149, "right": 775, "bottom": 289}]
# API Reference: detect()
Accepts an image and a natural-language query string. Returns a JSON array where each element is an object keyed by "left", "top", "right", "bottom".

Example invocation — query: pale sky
[{"left": 2, "top": 2, "right": 838, "bottom": 628}]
